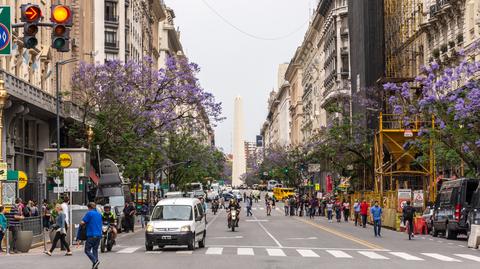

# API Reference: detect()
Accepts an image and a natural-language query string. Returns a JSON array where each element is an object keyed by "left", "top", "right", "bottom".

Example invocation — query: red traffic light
[
  {"left": 24, "top": 5, "right": 42, "bottom": 22},
  {"left": 51, "top": 5, "right": 71, "bottom": 24},
  {"left": 25, "top": 24, "right": 39, "bottom": 35},
  {"left": 53, "top": 25, "right": 66, "bottom": 36}
]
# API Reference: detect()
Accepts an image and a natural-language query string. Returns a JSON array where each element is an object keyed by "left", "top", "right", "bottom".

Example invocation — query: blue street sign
[{"left": 0, "top": 6, "right": 11, "bottom": 55}]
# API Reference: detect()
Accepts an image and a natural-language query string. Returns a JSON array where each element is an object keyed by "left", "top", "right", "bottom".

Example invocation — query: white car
[{"left": 145, "top": 198, "right": 207, "bottom": 251}]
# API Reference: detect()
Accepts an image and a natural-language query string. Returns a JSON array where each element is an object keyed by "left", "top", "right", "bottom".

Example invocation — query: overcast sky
[{"left": 165, "top": 0, "right": 315, "bottom": 153}]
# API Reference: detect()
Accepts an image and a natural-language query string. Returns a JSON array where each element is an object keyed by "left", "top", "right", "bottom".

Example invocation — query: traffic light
[
  {"left": 20, "top": 4, "right": 42, "bottom": 49},
  {"left": 50, "top": 5, "right": 72, "bottom": 52},
  {"left": 284, "top": 167, "right": 289, "bottom": 174}
]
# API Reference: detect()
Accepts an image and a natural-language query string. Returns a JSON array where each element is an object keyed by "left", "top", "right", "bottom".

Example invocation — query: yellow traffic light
[{"left": 51, "top": 5, "right": 70, "bottom": 23}]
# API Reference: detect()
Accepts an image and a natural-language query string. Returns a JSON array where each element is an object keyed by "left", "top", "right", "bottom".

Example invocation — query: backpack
[
  {"left": 23, "top": 206, "right": 31, "bottom": 217},
  {"left": 404, "top": 206, "right": 414, "bottom": 218}
]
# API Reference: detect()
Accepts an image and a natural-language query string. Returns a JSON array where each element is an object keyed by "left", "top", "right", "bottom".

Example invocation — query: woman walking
[
  {"left": 335, "top": 200, "right": 342, "bottom": 223},
  {"left": 45, "top": 204, "right": 72, "bottom": 256},
  {"left": 326, "top": 200, "right": 334, "bottom": 222},
  {"left": 0, "top": 206, "right": 7, "bottom": 252},
  {"left": 343, "top": 199, "right": 350, "bottom": 222}
]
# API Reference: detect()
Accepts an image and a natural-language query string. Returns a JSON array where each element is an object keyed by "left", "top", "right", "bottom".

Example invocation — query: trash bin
[
  {"left": 468, "top": 224, "right": 480, "bottom": 249},
  {"left": 16, "top": 231, "right": 33, "bottom": 253}
]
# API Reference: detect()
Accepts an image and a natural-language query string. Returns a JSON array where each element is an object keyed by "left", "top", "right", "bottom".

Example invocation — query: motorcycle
[
  {"left": 212, "top": 201, "right": 219, "bottom": 215},
  {"left": 100, "top": 222, "right": 115, "bottom": 253},
  {"left": 228, "top": 209, "right": 239, "bottom": 231}
]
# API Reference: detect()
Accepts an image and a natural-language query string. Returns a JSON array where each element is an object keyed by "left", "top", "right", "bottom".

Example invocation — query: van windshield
[{"left": 151, "top": 205, "right": 193, "bottom": 221}]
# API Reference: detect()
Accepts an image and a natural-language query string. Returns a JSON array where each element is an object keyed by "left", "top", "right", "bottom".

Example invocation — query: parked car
[
  {"left": 467, "top": 184, "right": 480, "bottom": 237},
  {"left": 421, "top": 206, "right": 434, "bottom": 234},
  {"left": 222, "top": 192, "right": 235, "bottom": 202},
  {"left": 432, "top": 178, "right": 480, "bottom": 239},
  {"left": 145, "top": 198, "right": 206, "bottom": 251}
]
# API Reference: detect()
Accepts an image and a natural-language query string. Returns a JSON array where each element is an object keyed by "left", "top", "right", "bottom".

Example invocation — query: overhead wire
[{"left": 200, "top": 0, "right": 309, "bottom": 41}]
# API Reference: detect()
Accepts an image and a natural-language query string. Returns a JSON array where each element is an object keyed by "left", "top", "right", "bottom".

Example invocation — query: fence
[{"left": 19, "top": 216, "right": 43, "bottom": 236}]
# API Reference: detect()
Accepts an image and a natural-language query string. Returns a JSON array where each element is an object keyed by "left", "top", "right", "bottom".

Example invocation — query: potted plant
[{"left": 432, "top": 48, "right": 440, "bottom": 58}]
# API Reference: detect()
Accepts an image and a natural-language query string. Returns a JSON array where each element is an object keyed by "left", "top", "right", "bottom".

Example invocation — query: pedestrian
[
  {"left": 326, "top": 200, "right": 333, "bottom": 222},
  {"left": 140, "top": 203, "right": 149, "bottom": 229},
  {"left": 335, "top": 200, "right": 342, "bottom": 222},
  {"left": 5, "top": 198, "right": 25, "bottom": 253},
  {"left": 243, "top": 192, "right": 247, "bottom": 202},
  {"left": 370, "top": 201, "right": 382, "bottom": 237},
  {"left": 81, "top": 202, "right": 102, "bottom": 269},
  {"left": 353, "top": 199, "right": 361, "bottom": 226},
  {"left": 0, "top": 206, "right": 7, "bottom": 252},
  {"left": 360, "top": 200, "right": 369, "bottom": 228},
  {"left": 61, "top": 196, "right": 70, "bottom": 250},
  {"left": 343, "top": 199, "right": 350, "bottom": 222},
  {"left": 246, "top": 196, "right": 253, "bottom": 216},
  {"left": 42, "top": 200, "right": 52, "bottom": 230},
  {"left": 284, "top": 198, "right": 289, "bottom": 216},
  {"left": 16, "top": 198, "right": 25, "bottom": 217},
  {"left": 123, "top": 202, "right": 136, "bottom": 233},
  {"left": 45, "top": 204, "right": 72, "bottom": 256}
]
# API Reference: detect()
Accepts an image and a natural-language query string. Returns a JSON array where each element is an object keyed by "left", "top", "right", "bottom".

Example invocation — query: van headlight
[
  {"left": 180, "top": 225, "right": 191, "bottom": 232},
  {"left": 146, "top": 224, "right": 154, "bottom": 233}
]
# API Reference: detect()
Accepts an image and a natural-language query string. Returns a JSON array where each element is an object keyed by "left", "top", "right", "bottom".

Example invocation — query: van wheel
[
  {"left": 432, "top": 226, "right": 439, "bottom": 237},
  {"left": 198, "top": 231, "right": 206, "bottom": 248},
  {"left": 187, "top": 234, "right": 195, "bottom": 250},
  {"left": 446, "top": 228, "right": 457, "bottom": 240}
]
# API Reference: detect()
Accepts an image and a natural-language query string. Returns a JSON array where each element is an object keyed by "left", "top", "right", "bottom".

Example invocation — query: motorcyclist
[
  {"left": 102, "top": 204, "right": 117, "bottom": 242},
  {"left": 227, "top": 198, "right": 241, "bottom": 227},
  {"left": 212, "top": 198, "right": 219, "bottom": 213}
]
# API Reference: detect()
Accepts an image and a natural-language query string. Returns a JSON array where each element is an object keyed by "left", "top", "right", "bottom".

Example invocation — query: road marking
[
  {"left": 458, "top": 245, "right": 465, "bottom": 248},
  {"left": 287, "top": 237, "right": 317, "bottom": 240},
  {"left": 205, "top": 247, "right": 223, "bottom": 255},
  {"left": 326, "top": 250, "right": 352, "bottom": 258},
  {"left": 237, "top": 248, "right": 254, "bottom": 256},
  {"left": 260, "top": 207, "right": 265, "bottom": 210},
  {"left": 212, "top": 236, "right": 243, "bottom": 239},
  {"left": 295, "top": 217, "right": 384, "bottom": 250},
  {"left": 253, "top": 214, "right": 283, "bottom": 248},
  {"left": 252, "top": 208, "right": 257, "bottom": 210},
  {"left": 206, "top": 245, "right": 387, "bottom": 251},
  {"left": 358, "top": 251, "right": 389, "bottom": 260},
  {"left": 429, "top": 239, "right": 434, "bottom": 241},
  {"left": 421, "top": 253, "right": 461, "bottom": 262},
  {"left": 267, "top": 248, "right": 286, "bottom": 257},
  {"left": 146, "top": 251, "right": 162, "bottom": 254},
  {"left": 297, "top": 249, "right": 319, "bottom": 257},
  {"left": 117, "top": 247, "right": 141, "bottom": 254},
  {"left": 389, "top": 252, "right": 424, "bottom": 261},
  {"left": 176, "top": 250, "right": 193, "bottom": 254},
  {"left": 245, "top": 219, "right": 269, "bottom": 222},
  {"left": 437, "top": 241, "right": 443, "bottom": 243},
  {"left": 454, "top": 254, "right": 480, "bottom": 262}
]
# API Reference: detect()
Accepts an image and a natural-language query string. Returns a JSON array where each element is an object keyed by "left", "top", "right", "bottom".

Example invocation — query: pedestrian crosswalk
[{"left": 118, "top": 246, "right": 480, "bottom": 263}]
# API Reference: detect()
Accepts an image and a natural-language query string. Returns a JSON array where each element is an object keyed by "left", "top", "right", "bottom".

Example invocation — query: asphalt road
[{"left": 2, "top": 201, "right": 480, "bottom": 269}]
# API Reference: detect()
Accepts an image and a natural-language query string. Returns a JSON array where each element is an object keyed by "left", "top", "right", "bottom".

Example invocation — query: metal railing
[{"left": 19, "top": 216, "right": 43, "bottom": 236}]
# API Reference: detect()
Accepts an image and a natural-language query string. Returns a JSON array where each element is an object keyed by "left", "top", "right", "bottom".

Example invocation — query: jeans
[
  {"left": 141, "top": 215, "right": 147, "bottom": 228},
  {"left": 361, "top": 214, "right": 367, "bottom": 228},
  {"left": 310, "top": 208, "right": 316, "bottom": 219},
  {"left": 344, "top": 210, "right": 350, "bottom": 222},
  {"left": 284, "top": 206, "right": 289, "bottom": 216},
  {"left": 85, "top": 237, "right": 101, "bottom": 265},
  {"left": 327, "top": 210, "right": 333, "bottom": 220},
  {"left": 247, "top": 207, "right": 252, "bottom": 216},
  {"left": 354, "top": 212, "right": 360, "bottom": 226},
  {"left": 373, "top": 220, "right": 382, "bottom": 236},
  {"left": 9, "top": 226, "right": 19, "bottom": 252},
  {"left": 0, "top": 230, "right": 4, "bottom": 251},
  {"left": 50, "top": 231, "right": 70, "bottom": 252}
]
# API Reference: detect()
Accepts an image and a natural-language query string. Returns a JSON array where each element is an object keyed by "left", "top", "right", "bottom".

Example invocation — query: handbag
[{"left": 77, "top": 225, "right": 87, "bottom": 241}]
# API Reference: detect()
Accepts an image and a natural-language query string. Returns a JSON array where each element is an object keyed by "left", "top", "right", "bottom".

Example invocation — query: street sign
[
  {"left": 54, "top": 186, "right": 64, "bottom": 193},
  {"left": 18, "top": 171, "right": 28, "bottom": 189},
  {"left": 59, "top": 153, "right": 72, "bottom": 168},
  {"left": 64, "top": 168, "right": 79, "bottom": 192},
  {"left": 1, "top": 181, "right": 16, "bottom": 204},
  {"left": 308, "top": 164, "right": 320, "bottom": 173},
  {"left": 0, "top": 6, "right": 12, "bottom": 56},
  {"left": 0, "top": 162, "right": 7, "bottom": 180},
  {"left": 404, "top": 129, "right": 413, "bottom": 137},
  {"left": 413, "top": 190, "right": 424, "bottom": 207},
  {"left": 314, "top": 183, "right": 320, "bottom": 191},
  {"left": 398, "top": 189, "right": 412, "bottom": 212}
]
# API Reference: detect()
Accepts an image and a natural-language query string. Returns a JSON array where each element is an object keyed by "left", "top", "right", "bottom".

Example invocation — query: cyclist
[
  {"left": 402, "top": 201, "right": 416, "bottom": 239},
  {"left": 102, "top": 204, "right": 117, "bottom": 242}
]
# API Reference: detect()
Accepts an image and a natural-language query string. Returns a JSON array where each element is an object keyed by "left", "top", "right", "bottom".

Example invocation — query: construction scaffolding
[
  {"left": 374, "top": 113, "right": 436, "bottom": 207},
  {"left": 384, "top": 0, "right": 425, "bottom": 79}
]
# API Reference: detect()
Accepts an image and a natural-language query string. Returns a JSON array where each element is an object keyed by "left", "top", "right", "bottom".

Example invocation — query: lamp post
[
  {"left": 55, "top": 58, "right": 78, "bottom": 160},
  {"left": 0, "top": 80, "right": 8, "bottom": 163}
]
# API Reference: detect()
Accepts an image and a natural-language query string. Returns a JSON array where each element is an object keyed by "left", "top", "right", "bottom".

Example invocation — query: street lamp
[
  {"left": 96, "top": 145, "right": 102, "bottom": 177},
  {"left": 55, "top": 58, "right": 78, "bottom": 160},
  {"left": 0, "top": 80, "right": 9, "bottom": 163}
]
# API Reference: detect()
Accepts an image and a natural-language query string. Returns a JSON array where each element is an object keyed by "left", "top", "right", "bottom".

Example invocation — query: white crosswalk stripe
[
  {"left": 176, "top": 250, "right": 193, "bottom": 254},
  {"left": 326, "top": 250, "right": 352, "bottom": 258},
  {"left": 358, "top": 251, "right": 389, "bottom": 260},
  {"left": 389, "top": 252, "right": 424, "bottom": 261},
  {"left": 454, "top": 254, "right": 480, "bottom": 262},
  {"left": 421, "top": 253, "right": 461, "bottom": 262},
  {"left": 237, "top": 248, "right": 254, "bottom": 256},
  {"left": 117, "top": 247, "right": 141, "bottom": 254},
  {"left": 297, "top": 249, "right": 319, "bottom": 257},
  {"left": 266, "top": 248, "right": 286, "bottom": 257},
  {"left": 205, "top": 247, "right": 223, "bottom": 255}
]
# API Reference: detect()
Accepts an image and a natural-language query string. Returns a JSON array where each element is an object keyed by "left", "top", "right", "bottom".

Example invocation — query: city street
[{"left": 2, "top": 202, "right": 480, "bottom": 269}]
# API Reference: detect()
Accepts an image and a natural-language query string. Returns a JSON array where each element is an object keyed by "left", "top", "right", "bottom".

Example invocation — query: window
[
  {"left": 150, "top": 205, "right": 193, "bottom": 221},
  {"left": 105, "top": 1, "right": 117, "bottom": 21},
  {"left": 105, "top": 31, "right": 117, "bottom": 44}
]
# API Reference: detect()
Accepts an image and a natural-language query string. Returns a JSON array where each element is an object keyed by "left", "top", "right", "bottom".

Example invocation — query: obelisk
[{"left": 232, "top": 96, "right": 246, "bottom": 187}]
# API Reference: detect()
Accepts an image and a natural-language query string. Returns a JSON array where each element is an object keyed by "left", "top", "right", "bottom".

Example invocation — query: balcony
[
  {"left": 105, "top": 15, "right": 119, "bottom": 28},
  {"left": 340, "top": 27, "right": 348, "bottom": 37},
  {"left": 429, "top": 0, "right": 452, "bottom": 20},
  {"left": 340, "top": 47, "right": 349, "bottom": 56},
  {"left": 105, "top": 41, "right": 119, "bottom": 53},
  {"left": 340, "top": 68, "right": 349, "bottom": 78}
]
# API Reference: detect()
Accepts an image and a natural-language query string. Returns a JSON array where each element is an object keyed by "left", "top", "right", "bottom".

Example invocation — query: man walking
[
  {"left": 370, "top": 201, "right": 383, "bottom": 237},
  {"left": 343, "top": 199, "right": 350, "bottom": 222},
  {"left": 353, "top": 199, "right": 361, "bottom": 226},
  {"left": 5, "top": 199, "right": 25, "bottom": 253},
  {"left": 123, "top": 202, "right": 136, "bottom": 233},
  {"left": 246, "top": 196, "right": 253, "bottom": 216},
  {"left": 61, "top": 196, "right": 70, "bottom": 250},
  {"left": 81, "top": 202, "right": 102, "bottom": 269},
  {"left": 360, "top": 200, "right": 369, "bottom": 228}
]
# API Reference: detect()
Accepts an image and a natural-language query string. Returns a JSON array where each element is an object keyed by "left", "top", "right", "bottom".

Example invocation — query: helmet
[{"left": 104, "top": 204, "right": 111, "bottom": 210}]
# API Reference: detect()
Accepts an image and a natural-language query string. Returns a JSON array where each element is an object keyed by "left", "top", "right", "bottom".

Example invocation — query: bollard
[{"left": 6, "top": 227, "right": 9, "bottom": 255}]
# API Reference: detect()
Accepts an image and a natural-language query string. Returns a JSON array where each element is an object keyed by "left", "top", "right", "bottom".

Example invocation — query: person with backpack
[{"left": 402, "top": 201, "right": 416, "bottom": 238}]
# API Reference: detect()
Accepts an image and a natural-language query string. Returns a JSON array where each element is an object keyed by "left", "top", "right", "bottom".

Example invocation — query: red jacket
[{"left": 360, "top": 202, "right": 369, "bottom": 215}]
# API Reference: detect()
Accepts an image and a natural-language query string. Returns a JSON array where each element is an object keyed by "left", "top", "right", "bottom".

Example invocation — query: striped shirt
[{"left": 5, "top": 206, "right": 21, "bottom": 227}]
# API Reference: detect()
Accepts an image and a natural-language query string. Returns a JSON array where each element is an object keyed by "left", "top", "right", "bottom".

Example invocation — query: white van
[{"left": 145, "top": 198, "right": 206, "bottom": 251}]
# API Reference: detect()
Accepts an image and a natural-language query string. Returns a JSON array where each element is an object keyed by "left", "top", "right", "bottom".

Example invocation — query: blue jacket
[
  {"left": 0, "top": 213, "right": 7, "bottom": 230},
  {"left": 370, "top": 206, "right": 382, "bottom": 221}
]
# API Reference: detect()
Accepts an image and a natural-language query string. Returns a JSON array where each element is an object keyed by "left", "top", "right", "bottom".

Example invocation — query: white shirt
[{"left": 61, "top": 202, "right": 69, "bottom": 224}]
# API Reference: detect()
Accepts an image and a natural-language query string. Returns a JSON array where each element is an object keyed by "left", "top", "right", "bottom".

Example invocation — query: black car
[
  {"left": 432, "top": 178, "right": 479, "bottom": 239},
  {"left": 467, "top": 184, "right": 480, "bottom": 237}
]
